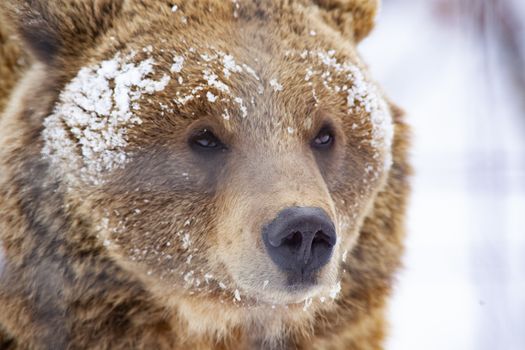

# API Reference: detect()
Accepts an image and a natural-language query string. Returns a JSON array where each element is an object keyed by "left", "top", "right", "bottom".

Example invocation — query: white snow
[
  {"left": 42, "top": 50, "right": 170, "bottom": 185},
  {"left": 305, "top": 67, "right": 314, "bottom": 81},
  {"left": 222, "top": 54, "right": 243, "bottom": 78},
  {"left": 182, "top": 233, "right": 191, "bottom": 249},
  {"left": 234, "top": 289, "right": 241, "bottom": 301},
  {"left": 170, "top": 55, "right": 184, "bottom": 73},
  {"left": 341, "top": 249, "right": 348, "bottom": 263},
  {"left": 234, "top": 97, "right": 248, "bottom": 118},
  {"left": 329, "top": 281, "right": 341, "bottom": 299},
  {"left": 204, "top": 273, "right": 213, "bottom": 283},
  {"left": 269, "top": 78, "right": 283, "bottom": 92},
  {"left": 285, "top": 49, "right": 394, "bottom": 170},
  {"left": 184, "top": 270, "right": 194, "bottom": 285},
  {"left": 169, "top": 49, "right": 263, "bottom": 120},
  {"left": 203, "top": 69, "right": 230, "bottom": 93},
  {"left": 360, "top": 1, "right": 525, "bottom": 349},
  {"left": 303, "top": 297, "right": 313, "bottom": 311},
  {"left": 206, "top": 91, "right": 218, "bottom": 102},
  {"left": 222, "top": 109, "right": 231, "bottom": 121}
]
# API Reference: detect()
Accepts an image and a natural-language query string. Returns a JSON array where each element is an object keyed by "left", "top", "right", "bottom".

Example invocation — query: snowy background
[{"left": 360, "top": 0, "right": 525, "bottom": 349}]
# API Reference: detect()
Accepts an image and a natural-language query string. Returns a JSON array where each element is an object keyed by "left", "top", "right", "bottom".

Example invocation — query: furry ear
[
  {"left": 1, "top": 0, "right": 123, "bottom": 63},
  {"left": 313, "top": 0, "right": 379, "bottom": 42}
]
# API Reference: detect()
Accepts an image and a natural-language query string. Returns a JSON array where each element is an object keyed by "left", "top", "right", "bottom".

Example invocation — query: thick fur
[
  {"left": 0, "top": 21, "right": 26, "bottom": 115},
  {"left": 0, "top": 1, "right": 410, "bottom": 349}
]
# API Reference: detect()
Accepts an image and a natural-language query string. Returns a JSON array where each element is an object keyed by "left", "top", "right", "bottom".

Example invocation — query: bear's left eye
[
  {"left": 189, "top": 129, "right": 226, "bottom": 152},
  {"left": 312, "top": 126, "right": 335, "bottom": 149}
]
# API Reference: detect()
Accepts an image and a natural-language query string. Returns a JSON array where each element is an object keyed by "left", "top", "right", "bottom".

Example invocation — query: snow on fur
[
  {"left": 42, "top": 51, "right": 170, "bottom": 185},
  {"left": 287, "top": 49, "right": 394, "bottom": 171},
  {"left": 42, "top": 46, "right": 392, "bottom": 187}
]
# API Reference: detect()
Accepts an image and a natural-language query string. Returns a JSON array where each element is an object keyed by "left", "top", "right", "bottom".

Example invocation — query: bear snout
[{"left": 262, "top": 206, "right": 336, "bottom": 286}]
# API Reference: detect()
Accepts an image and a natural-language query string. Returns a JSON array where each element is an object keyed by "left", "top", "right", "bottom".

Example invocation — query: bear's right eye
[{"left": 189, "top": 129, "right": 226, "bottom": 152}]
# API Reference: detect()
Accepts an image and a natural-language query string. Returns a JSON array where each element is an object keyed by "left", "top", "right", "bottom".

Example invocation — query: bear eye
[
  {"left": 312, "top": 126, "right": 335, "bottom": 149},
  {"left": 189, "top": 129, "right": 225, "bottom": 151}
]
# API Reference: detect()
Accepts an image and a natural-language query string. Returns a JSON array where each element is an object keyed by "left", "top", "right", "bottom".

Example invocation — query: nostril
[
  {"left": 312, "top": 230, "right": 335, "bottom": 247},
  {"left": 283, "top": 231, "right": 302, "bottom": 248}
]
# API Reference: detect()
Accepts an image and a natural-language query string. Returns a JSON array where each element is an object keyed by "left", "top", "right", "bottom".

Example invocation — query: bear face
[
  {"left": 0, "top": 0, "right": 406, "bottom": 347},
  {"left": 31, "top": 0, "right": 392, "bottom": 307}
]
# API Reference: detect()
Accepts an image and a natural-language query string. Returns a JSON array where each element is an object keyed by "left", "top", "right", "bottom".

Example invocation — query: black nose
[{"left": 262, "top": 207, "right": 336, "bottom": 283}]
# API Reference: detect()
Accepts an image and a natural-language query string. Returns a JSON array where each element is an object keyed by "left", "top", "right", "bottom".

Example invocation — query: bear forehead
[{"left": 41, "top": 37, "right": 393, "bottom": 186}]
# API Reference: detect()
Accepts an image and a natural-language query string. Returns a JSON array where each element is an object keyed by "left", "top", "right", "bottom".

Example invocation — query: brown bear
[{"left": 0, "top": 0, "right": 410, "bottom": 349}]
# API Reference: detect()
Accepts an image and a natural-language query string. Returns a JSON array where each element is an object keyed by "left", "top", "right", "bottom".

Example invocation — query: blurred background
[{"left": 360, "top": 0, "right": 525, "bottom": 349}]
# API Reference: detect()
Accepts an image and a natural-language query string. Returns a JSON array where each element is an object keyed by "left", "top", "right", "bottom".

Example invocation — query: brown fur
[
  {"left": 0, "top": 21, "right": 27, "bottom": 114},
  {"left": 0, "top": 1, "right": 410, "bottom": 349}
]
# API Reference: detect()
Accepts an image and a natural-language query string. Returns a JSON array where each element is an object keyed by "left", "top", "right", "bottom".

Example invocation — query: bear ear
[
  {"left": 312, "top": 0, "right": 380, "bottom": 42},
  {"left": 1, "top": 0, "right": 123, "bottom": 63}
]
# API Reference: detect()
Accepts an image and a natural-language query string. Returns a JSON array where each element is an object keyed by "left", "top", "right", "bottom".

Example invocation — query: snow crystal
[
  {"left": 171, "top": 55, "right": 184, "bottom": 73},
  {"left": 184, "top": 270, "right": 194, "bottom": 284},
  {"left": 303, "top": 297, "right": 313, "bottom": 311},
  {"left": 203, "top": 69, "right": 230, "bottom": 93},
  {"left": 309, "top": 30, "right": 317, "bottom": 36},
  {"left": 287, "top": 127, "right": 295, "bottom": 134},
  {"left": 206, "top": 91, "right": 218, "bottom": 102},
  {"left": 219, "top": 282, "right": 227, "bottom": 289},
  {"left": 200, "top": 53, "right": 216, "bottom": 62},
  {"left": 329, "top": 281, "right": 342, "bottom": 299},
  {"left": 305, "top": 67, "right": 314, "bottom": 81},
  {"left": 241, "top": 64, "right": 260, "bottom": 81},
  {"left": 234, "top": 289, "right": 241, "bottom": 301},
  {"left": 222, "top": 54, "right": 243, "bottom": 78},
  {"left": 300, "top": 50, "right": 308, "bottom": 59},
  {"left": 234, "top": 97, "right": 248, "bottom": 118},
  {"left": 182, "top": 233, "right": 191, "bottom": 249},
  {"left": 269, "top": 79, "right": 283, "bottom": 92},
  {"left": 171, "top": 5, "right": 178, "bottom": 12},
  {"left": 174, "top": 92, "right": 194, "bottom": 105},
  {"left": 222, "top": 109, "right": 231, "bottom": 121},
  {"left": 342, "top": 250, "right": 348, "bottom": 263},
  {"left": 42, "top": 51, "right": 171, "bottom": 185},
  {"left": 204, "top": 273, "right": 213, "bottom": 283}
]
